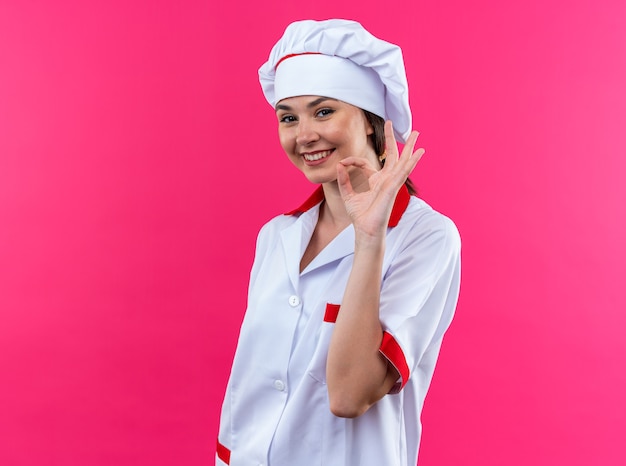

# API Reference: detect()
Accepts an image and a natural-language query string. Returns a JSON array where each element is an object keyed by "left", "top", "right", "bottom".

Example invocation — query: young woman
[{"left": 217, "top": 19, "right": 461, "bottom": 466}]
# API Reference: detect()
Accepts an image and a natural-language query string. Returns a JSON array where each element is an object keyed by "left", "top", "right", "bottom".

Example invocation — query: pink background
[{"left": 1, "top": 0, "right": 625, "bottom": 465}]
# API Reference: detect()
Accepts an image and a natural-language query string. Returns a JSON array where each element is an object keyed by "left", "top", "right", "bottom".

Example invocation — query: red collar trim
[
  {"left": 285, "top": 184, "right": 411, "bottom": 228},
  {"left": 285, "top": 186, "right": 325, "bottom": 216}
]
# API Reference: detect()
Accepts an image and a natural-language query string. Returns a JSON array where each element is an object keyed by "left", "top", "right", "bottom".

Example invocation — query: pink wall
[{"left": 1, "top": 1, "right": 625, "bottom": 465}]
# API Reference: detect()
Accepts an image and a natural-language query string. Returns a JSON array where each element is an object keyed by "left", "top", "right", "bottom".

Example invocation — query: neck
[{"left": 319, "top": 183, "right": 349, "bottom": 229}]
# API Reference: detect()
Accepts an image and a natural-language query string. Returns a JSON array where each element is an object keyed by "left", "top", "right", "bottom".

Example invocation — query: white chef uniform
[{"left": 217, "top": 184, "right": 461, "bottom": 466}]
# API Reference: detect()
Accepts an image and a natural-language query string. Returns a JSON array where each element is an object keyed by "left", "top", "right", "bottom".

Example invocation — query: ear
[{"left": 364, "top": 116, "right": 374, "bottom": 136}]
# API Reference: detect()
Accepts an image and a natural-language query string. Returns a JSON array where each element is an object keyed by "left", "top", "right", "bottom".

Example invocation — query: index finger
[{"left": 383, "top": 120, "right": 399, "bottom": 167}]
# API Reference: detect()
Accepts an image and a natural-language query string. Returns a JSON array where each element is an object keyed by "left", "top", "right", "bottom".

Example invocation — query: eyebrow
[{"left": 275, "top": 96, "right": 337, "bottom": 112}]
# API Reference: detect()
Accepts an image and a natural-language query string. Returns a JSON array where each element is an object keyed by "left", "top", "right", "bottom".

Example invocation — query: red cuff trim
[
  {"left": 324, "top": 303, "right": 341, "bottom": 323},
  {"left": 379, "top": 331, "right": 410, "bottom": 391},
  {"left": 216, "top": 440, "right": 231, "bottom": 464}
]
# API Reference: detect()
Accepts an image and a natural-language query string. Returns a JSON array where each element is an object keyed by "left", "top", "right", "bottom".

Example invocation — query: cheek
[
  {"left": 347, "top": 120, "right": 372, "bottom": 147},
  {"left": 277, "top": 128, "right": 291, "bottom": 152}
]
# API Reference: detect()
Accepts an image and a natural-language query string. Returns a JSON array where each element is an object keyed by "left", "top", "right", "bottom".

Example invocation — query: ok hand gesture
[{"left": 336, "top": 121, "right": 424, "bottom": 243}]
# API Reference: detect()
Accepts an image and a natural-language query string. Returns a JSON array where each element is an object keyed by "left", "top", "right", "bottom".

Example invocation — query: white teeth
[{"left": 303, "top": 150, "right": 333, "bottom": 161}]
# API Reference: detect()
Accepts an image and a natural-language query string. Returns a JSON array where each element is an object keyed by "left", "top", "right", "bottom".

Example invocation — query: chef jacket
[{"left": 217, "top": 185, "right": 461, "bottom": 466}]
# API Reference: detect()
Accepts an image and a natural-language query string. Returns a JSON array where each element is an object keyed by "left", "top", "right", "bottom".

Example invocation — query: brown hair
[{"left": 363, "top": 110, "right": 417, "bottom": 196}]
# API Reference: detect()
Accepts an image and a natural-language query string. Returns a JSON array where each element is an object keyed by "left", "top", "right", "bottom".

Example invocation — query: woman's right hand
[{"left": 336, "top": 121, "right": 424, "bottom": 245}]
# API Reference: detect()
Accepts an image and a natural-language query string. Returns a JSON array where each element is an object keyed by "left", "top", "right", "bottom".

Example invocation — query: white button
[
  {"left": 288, "top": 295, "right": 300, "bottom": 307},
  {"left": 273, "top": 379, "right": 286, "bottom": 391}
]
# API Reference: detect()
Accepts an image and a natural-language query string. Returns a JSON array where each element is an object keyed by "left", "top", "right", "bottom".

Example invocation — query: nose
[{"left": 295, "top": 118, "right": 319, "bottom": 146}]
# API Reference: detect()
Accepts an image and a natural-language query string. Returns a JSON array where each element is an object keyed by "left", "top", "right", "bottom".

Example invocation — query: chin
[{"left": 302, "top": 172, "right": 337, "bottom": 185}]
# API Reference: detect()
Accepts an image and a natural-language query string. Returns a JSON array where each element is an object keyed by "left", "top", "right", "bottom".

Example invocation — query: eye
[
  {"left": 315, "top": 108, "right": 334, "bottom": 118},
  {"left": 278, "top": 114, "right": 297, "bottom": 124}
]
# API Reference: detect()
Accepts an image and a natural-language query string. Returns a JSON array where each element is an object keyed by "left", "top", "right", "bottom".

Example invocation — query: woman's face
[{"left": 275, "top": 95, "right": 377, "bottom": 186}]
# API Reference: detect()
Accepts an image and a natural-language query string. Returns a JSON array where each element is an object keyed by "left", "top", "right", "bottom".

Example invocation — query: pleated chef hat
[{"left": 259, "top": 19, "right": 412, "bottom": 143}]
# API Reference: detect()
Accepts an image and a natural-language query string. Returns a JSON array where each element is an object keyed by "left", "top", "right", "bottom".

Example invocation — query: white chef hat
[{"left": 259, "top": 19, "right": 412, "bottom": 143}]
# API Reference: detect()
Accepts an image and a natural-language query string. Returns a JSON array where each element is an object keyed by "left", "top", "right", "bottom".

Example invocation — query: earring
[{"left": 379, "top": 151, "right": 387, "bottom": 163}]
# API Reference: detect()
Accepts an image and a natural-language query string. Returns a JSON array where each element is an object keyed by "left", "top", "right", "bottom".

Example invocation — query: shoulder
[
  {"left": 252, "top": 211, "right": 307, "bottom": 256},
  {"left": 256, "top": 212, "right": 300, "bottom": 240},
  {"left": 380, "top": 196, "right": 461, "bottom": 284},
  {"left": 247, "top": 213, "right": 302, "bottom": 283},
  {"left": 397, "top": 197, "right": 461, "bottom": 253}
]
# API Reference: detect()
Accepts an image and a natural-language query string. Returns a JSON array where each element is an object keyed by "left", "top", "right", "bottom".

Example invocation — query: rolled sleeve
[{"left": 378, "top": 212, "right": 461, "bottom": 393}]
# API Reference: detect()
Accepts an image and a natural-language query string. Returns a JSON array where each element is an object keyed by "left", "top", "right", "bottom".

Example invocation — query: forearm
[{"left": 326, "top": 234, "right": 396, "bottom": 417}]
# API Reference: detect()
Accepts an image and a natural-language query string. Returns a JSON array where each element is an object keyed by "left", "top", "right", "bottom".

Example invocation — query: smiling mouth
[{"left": 302, "top": 149, "right": 334, "bottom": 161}]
